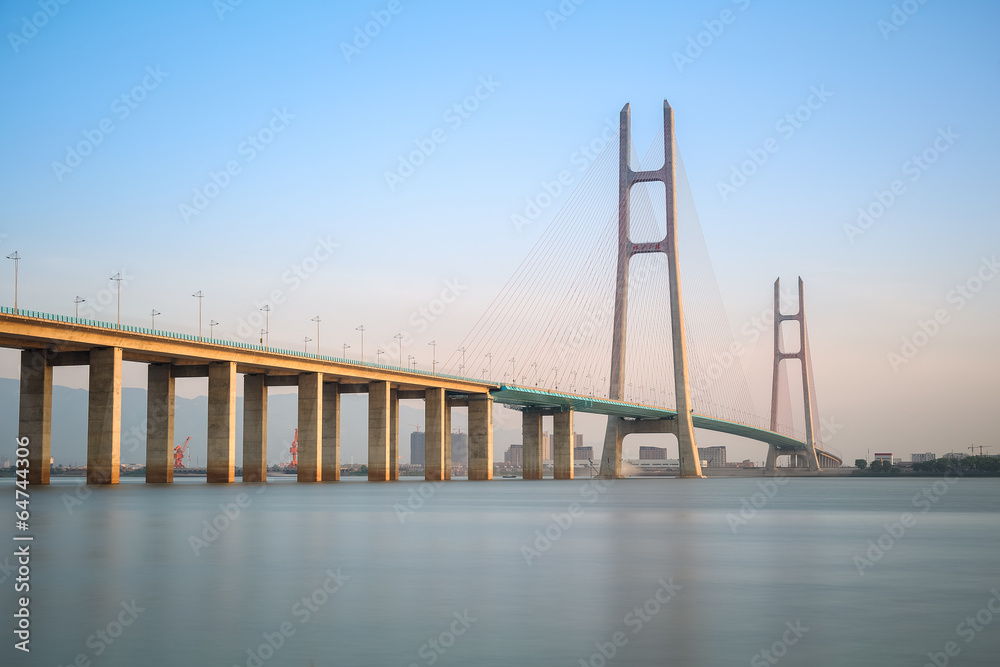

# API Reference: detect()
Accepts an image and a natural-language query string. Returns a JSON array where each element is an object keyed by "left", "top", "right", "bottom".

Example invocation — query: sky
[{"left": 1, "top": 0, "right": 998, "bottom": 465}]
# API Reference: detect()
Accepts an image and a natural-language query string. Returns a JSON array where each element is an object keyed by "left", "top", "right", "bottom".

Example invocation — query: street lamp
[
  {"left": 193, "top": 290, "right": 204, "bottom": 340},
  {"left": 311, "top": 316, "right": 322, "bottom": 354},
  {"left": 6, "top": 251, "right": 20, "bottom": 312},
  {"left": 486, "top": 352, "right": 492, "bottom": 381},
  {"left": 259, "top": 304, "right": 270, "bottom": 349},
  {"left": 458, "top": 347, "right": 466, "bottom": 378},
  {"left": 532, "top": 362, "right": 539, "bottom": 386},
  {"left": 428, "top": 340, "right": 437, "bottom": 375},
  {"left": 74, "top": 296, "right": 85, "bottom": 319},
  {"left": 571, "top": 370, "right": 578, "bottom": 393},
  {"left": 377, "top": 349, "right": 384, "bottom": 364},
  {"left": 509, "top": 358, "right": 516, "bottom": 385},
  {"left": 356, "top": 325, "right": 365, "bottom": 362},
  {"left": 150, "top": 309, "right": 160, "bottom": 328},
  {"left": 552, "top": 367, "right": 559, "bottom": 389},
  {"left": 342, "top": 343, "right": 351, "bottom": 359},
  {"left": 110, "top": 273, "right": 123, "bottom": 327},
  {"left": 394, "top": 332, "right": 403, "bottom": 367},
  {"left": 304, "top": 336, "right": 312, "bottom": 353},
  {"left": 209, "top": 320, "right": 219, "bottom": 338},
  {"left": 407, "top": 354, "right": 415, "bottom": 371}
]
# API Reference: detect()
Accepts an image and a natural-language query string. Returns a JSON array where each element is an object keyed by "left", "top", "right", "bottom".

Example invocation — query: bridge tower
[
  {"left": 766, "top": 277, "right": 821, "bottom": 471},
  {"left": 599, "top": 101, "right": 703, "bottom": 479}
]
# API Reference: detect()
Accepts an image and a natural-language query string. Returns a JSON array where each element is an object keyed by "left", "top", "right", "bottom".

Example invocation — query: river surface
[{"left": 2, "top": 476, "right": 999, "bottom": 666}]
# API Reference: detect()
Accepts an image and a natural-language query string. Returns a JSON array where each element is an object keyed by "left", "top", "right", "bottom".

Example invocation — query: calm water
[{"left": 2, "top": 476, "right": 999, "bottom": 666}]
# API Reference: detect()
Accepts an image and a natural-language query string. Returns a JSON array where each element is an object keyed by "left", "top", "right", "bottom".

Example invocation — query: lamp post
[
  {"left": 74, "top": 296, "right": 85, "bottom": 319},
  {"left": 509, "top": 358, "right": 516, "bottom": 385},
  {"left": 394, "top": 332, "right": 403, "bottom": 367},
  {"left": 259, "top": 304, "right": 270, "bottom": 349},
  {"left": 311, "top": 316, "right": 322, "bottom": 354},
  {"left": 356, "top": 325, "right": 365, "bottom": 362},
  {"left": 342, "top": 343, "right": 350, "bottom": 359},
  {"left": 532, "top": 362, "right": 539, "bottom": 386},
  {"left": 458, "top": 347, "right": 466, "bottom": 378},
  {"left": 6, "top": 251, "right": 20, "bottom": 312},
  {"left": 486, "top": 352, "right": 492, "bottom": 381},
  {"left": 150, "top": 309, "right": 160, "bottom": 328},
  {"left": 407, "top": 354, "right": 414, "bottom": 371},
  {"left": 377, "top": 349, "right": 384, "bottom": 364},
  {"left": 111, "top": 273, "right": 123, "bottom": 327},
  {"left": 428, "top": 340, "right": 437, "bottom": 375},
  {"left": 304, "top": 336, "right": 312, "bottom": 353},
  {"left": 209, "top": 320, "right": 219, "bottom": 338},
  {"left": 552, "top": 367, "right": 559, "bottom": 390},
  {"left": 192, "top": 291, "right": 204, "bottom": 340}
]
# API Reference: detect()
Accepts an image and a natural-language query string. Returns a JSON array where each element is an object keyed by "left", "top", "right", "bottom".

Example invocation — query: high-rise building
[
  {"left": 639, "top": 446, "right": 667, "bottom": 460},
  {"left": 574, "top": 446, "right": 594, "bottom": 460},
  {"left": 911, "top": 452, "right": 937, "bottom": 463},
  {"left": 410, "top": 431, "right": 425, "bottom": 465},
  {"left": 573, "top": 433, "right": 584, "bottom": 448},
  {"left": 451, "top": 431, "right": 468, "bottom": 464},
  {"left": 505, "top": 445, "right": 523, "bottom": 466},
  {"left": 698, "top": 446, "right": 727, "bottom": 467}
]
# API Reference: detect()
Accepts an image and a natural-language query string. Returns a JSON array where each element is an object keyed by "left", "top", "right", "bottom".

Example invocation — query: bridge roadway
[{"left": 0, "top": 309, "right": 840, "bottom": 485}]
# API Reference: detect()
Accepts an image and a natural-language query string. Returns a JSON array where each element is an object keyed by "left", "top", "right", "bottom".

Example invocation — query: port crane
[{"left": 173, "top": 437, "right": 191, "bottom": 469}]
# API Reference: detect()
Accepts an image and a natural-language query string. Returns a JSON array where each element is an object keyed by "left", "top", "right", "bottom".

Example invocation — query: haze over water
[{"left": 3, "top": 477, "right": 998, "bottom": 666}]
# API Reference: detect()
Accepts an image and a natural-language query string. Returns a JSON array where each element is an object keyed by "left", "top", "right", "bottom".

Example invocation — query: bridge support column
[
  {"left": 522, "top": 410, "right": 543, "bottom": 480},
  {"left": 19, "top": 350, "right": 52, "bottom": 486},
  {"left": 242, "top": 374, "right": 267, "bottom": 482},
  {"left": 207, "top": 361, "right": 237, "bottom": 483},
  {"left": 468, "top": 394, "right": 493, "bottom": 480},
  {"left": 368, "top": 381, "right": 390, "bottom": 481},
  {"left": 424, "top": 388, "right": 446, "bottom": 481},
  {"left": 444, "top": 400, "right": 452, "bottom": 480},
  {"left": 764, "top": 445, "right": 778, "bottom": 472},
  {"left": 600, "top": 417, "right": 623, "bottom": 478},
  {"left": 389, "top": 388, "right": 400, "bottom": 480},
  {"left": 322, "top": 382, "right": 340, "bottom": 480},
  {"left": 146, "top": 364, "right": 174, "bottom": 483},
  {"left": 87, "top": 347, "right": 122, "bottom": 484},
  {"left": 553, "top": 410, "right": 574, "bottom": 480},
  {"left": 297, "top": 372, "right": 323, "bottom": 482}
]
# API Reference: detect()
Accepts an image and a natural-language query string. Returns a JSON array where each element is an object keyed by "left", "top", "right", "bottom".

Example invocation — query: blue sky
[{"left": 1, "top": 0, "right": 998, "bottom": 463}]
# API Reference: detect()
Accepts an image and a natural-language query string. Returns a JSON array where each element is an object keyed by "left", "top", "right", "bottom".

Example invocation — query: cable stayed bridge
[{"left": 2, "top": 100, "right": 841, "bottom": 486}]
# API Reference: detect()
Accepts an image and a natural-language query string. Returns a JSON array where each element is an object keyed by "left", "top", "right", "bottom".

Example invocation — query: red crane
[
  {"left": 288, "top": 429, "right": 298, "bottom": 467},
  {"left": 174, "top": 437, "right": 191, "bottom": 469}
]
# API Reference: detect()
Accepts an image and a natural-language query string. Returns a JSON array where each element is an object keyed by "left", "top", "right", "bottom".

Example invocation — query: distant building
[
  {"left": 542, "top": 431, "right": 551, "bottom": 460},
  {"left": 941, "top": 452, "right": 967, "bottom": 461},
  {"left": 911, "top": 452, "right": 936, "bottom": 463},
  {"left": 574, "top": 433, "right": 584, "bottom": 448},
  {"left": 698, "top": 446, "right": 727, "bottom": 467},
  {"left": 639, "top": 446, "right": 667, "bottom": 460},
  {"left": 873, "top": 452, "right": 893, "bottom": 463},
  {"left": 451, "top": 431, "right": 468, "bottom": 464},
  {"left": 410, "top": 431, "right": 425, "bottom": 465},
  {"left": 505, "top": 445, "right": 523, "bottom": 466},
  {"left": 574, "top": 446, "right": 594, "bottom": 460}
]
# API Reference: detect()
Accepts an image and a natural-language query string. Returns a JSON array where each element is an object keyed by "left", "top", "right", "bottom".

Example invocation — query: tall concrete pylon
[
  {"left": 599, "top": 101, "right": 704, "bottom": 479},
  {"left": 766, "top": 277, "right": 821, "bottom": 471}
]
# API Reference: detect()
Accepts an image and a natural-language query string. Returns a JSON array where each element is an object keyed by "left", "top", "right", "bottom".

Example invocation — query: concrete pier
[
  {"left": 322, "top": 382, "right": 340, "bottom": 481},
  {"left": 297, "top": 372, "right": 323, "bottom": 482},
  {"left": 389, "top": 388, "right": 399, "bottom": 480},
  {"left": 207, "top": 361, "right": 237, "bottom": 483},
  {"left": 553, "top": 410, "right": 574, "bottom": 480},
  {"left": 87, "top": 347, "right": 122, "bottom": 484},
  {"left": 522, "top": 410, "right": 543, "bottom": 480},
  {"left": 145, "top": 363, "right": 175, "bottom": 483},
  {"left": 425, "top": 388, "right": 445, "bottom": 481},
  {"left": 368, "top": 380, "right": 390, "bottom": 481},
  {"left": 19, "top": 350, "right": 52, "bottom": 485},
  {"left": 468, "top": 394, "right": 493, "bottom": 480},
  {"left": 242, "top": 374, "right": 267, "bottom": 482},
  {"left": 444, "top": 399, "right": 452, "bottom": 481}
]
